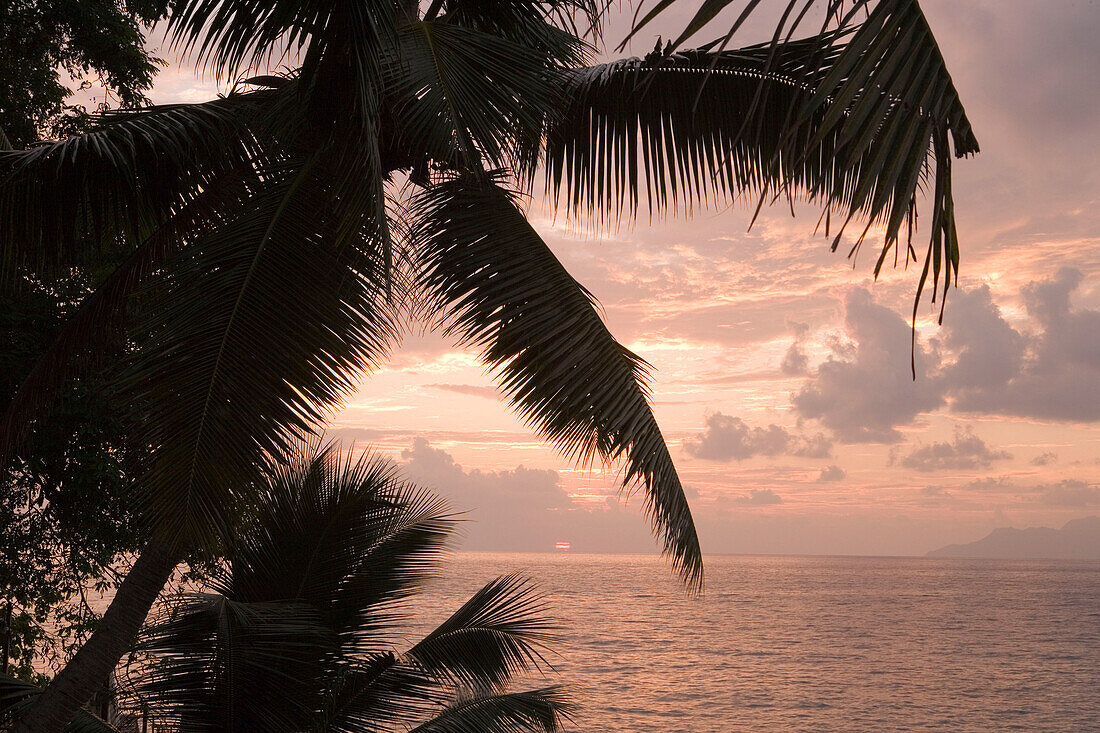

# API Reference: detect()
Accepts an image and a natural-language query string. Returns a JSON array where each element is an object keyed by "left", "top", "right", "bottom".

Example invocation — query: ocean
[{"left": 407, "top": 553, "right": 1100, "bottom": 732}]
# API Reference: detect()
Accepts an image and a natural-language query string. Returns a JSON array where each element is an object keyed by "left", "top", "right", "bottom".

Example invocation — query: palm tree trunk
[{"left": 11, "top": 535, "right": 181, "bottom": 733}]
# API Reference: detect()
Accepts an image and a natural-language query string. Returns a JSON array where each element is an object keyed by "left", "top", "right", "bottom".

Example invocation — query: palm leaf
[
  {"left": 0, "top": 91, "right": 275, "bottom": 282},
  {"left": 231, "top": 443, "right": 456, "bottom": 647},
  {"left": 411, "top": 176, "right": 702, "bottom": 588},
  {"left": 117, "top": 152, "right": 397, "bottom": 551},
  {"left": 0, "top": 166, "right": 261, "bottom": 459},
  {"left": 165, "top": 0, "right": 398, "bottom": 122},
  {"left": 550, "top": 0, "right": 978, "bottom": 338},
  {"left": 438, "top": 0, "right": 594, "bottom": 67},
  {"left": 407, "top": 687, "right": 574, "bottom": 733},
  {"left": 383, "top": 20, "right": 566, "bottom": 174},
  {"left": 325, "top": 658, "right": 447, "bottom": 732},
  {"left": 406, "top": 574, "right": 557, "bottom": 689},
  {"left": 134, "top": 594, "right": 334, "bottom": 731}
]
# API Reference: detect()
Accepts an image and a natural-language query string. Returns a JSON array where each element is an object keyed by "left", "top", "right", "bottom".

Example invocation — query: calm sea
[{"left": 407, "top": 553, "right": 1100, "bottom": 732}]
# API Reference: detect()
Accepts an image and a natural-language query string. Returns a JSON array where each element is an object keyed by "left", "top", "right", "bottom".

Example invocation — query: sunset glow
[{"left": 80, "top": 2, "right": 1100, "bottom": 556}]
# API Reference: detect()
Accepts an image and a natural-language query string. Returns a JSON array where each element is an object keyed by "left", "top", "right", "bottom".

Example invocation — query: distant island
[{"left": 928, "top": 516, "right": 1100, "bottom": 559}]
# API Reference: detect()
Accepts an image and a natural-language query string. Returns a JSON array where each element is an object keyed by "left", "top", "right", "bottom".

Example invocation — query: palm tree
[
  {"left": 2, "top": 442, "right": 572, "bottom": 732},
  {"left": 125, "top": 441, "right": 571, "bottom": 732},
  {"left": 0, "top": 0, "right": 978, "bottom": 728}
]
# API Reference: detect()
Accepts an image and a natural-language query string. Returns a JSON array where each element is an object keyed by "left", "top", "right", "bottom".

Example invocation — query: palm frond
[
  {"left": 0, "top": 675, "right": 119, "bottom": 732},
  {"left": 440, "top": 0, "right": 594, "bottom": 66},
  {"left": 410, "top": 176, "right": 702, "bottom": 588},
  {"left": 231, "top": 443, "right": 456, "bottom": 644},
  {"left": 117, "top": 152, "right": 397, "bottom": 551},
  {"left": 165, "top": 0, "right": 397, "bottom": 113},
  {"left": 135, "top": 594, "right": 334, "bottom": 731},
  {"left": 549, "top": 0, "right": 978, "bottom": 332},
  {"left": 1, "top": 167, "right": 259, "bottom": 460},
  {"left": 407, "top": 687, "right": 574, "bottom": 733},
  {"left": 406, "top": 574, "right": 557, "bottom": 689},
  {"left": 383, "top": 21, "right": 565, "bottom": 174},
  {"left": 0, "top": 91, "right": 274, "bottom": 282},
  {"left": 327, "top": 485, "right": 456, "bottom": 642},
  {"left": 325, "top": 658, "right": 447, "bottom": 732}
]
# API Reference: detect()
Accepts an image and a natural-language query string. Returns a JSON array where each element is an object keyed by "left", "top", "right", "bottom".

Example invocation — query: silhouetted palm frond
[
  {"left": 118, "top": 154, "right": 397, "bottom": 550},
  {"left": 408, "top": 687, "right": 574, "bottom": 733},
  {"left": 0, "top": 91, "right": 276, "bottom": 280},
  {"left": 407, "top": 574, "right": 557, "bottom": 688},
  {"left": 551, "top": 0, "right": 977, "bottom": 335},
  {"left": 411, "top": 176, "right": 702, "bottom": 588}
]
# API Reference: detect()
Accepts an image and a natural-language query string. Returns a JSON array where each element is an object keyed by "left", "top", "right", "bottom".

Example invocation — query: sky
[{"left": 138, "top": 0, "right": 1100, "bottom": 557}]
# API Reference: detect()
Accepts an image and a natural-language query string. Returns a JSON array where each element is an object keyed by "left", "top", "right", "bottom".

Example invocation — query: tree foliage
[
  {"left": 0, "top": 0, "right": 174, "bottom": 148},
  {"left": 0, "top": 265, "right": 145, "bottom": 681}
]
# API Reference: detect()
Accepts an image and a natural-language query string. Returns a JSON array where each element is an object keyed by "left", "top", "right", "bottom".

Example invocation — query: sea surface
[{"left": 404, "top": 553, "right": 1100, "bottom": 732}]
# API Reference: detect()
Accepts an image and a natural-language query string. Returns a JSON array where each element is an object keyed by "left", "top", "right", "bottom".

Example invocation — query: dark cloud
[
  {"left": 794, "top": 433, "right": 834, "bottom": 459},
  {"left": 398, "top": 439, "right": 683, "bottom": 554},
  {"left": 792, "top": 289, "right": 943, "bottom": 443},
  {"left": 944, "top": 269, "right": 1100, "bottom": 421},
  {"left": 1031, "top": 452, "right": 1058, "bottom": 467},
  {"left": 424, "top": 383, "right": 498, "bottom": 399},
  {"left": 818, "top": 465, "right": 846, "bottom": 482},
  {"left": 938, "top": 285, "right": 1025, "bottom": 390},
  {"left": 1037, "top": 480, "right": 1100, "bottom": 508},
  {"left": 327, "top": 427, "right": 393, "bottom": 444},
  {"left": 684, "top": 412, "right": 832, "bottom": 461},
  {"left": 328, "top": 428, "right": 536, "bottom": 447},
  {"left": 684, "top": 414, "right": 787, "bottom": 460},
  {"left": 895, "top": 428, "right": 1012, "bottom": 472}
]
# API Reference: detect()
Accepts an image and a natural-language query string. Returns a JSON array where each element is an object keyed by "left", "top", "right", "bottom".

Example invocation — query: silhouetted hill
[{"left": 928, "top": 516, "right": 1100, "bottom": 559}]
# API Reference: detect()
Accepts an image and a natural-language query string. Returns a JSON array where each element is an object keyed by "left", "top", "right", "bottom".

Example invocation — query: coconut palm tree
[
  {"left": 2, "top": 442, "right": 572, "bottom": 732},
  {"left": 125, "top": 442, "right": 570, "bottom": 732},
  {"left": 0, "top": 0, "right": 978, "bottom": 728}
]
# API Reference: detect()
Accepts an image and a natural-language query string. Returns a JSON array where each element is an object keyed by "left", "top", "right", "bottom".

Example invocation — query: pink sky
[{"left": 142, "top": 1, "right": 1100, "bottom": 556}]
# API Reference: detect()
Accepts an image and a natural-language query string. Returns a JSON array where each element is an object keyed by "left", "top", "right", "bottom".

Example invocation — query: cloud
[
  {"left": 943, "top": 269, "right": 1100, "bottom": 421},
  {"left": 396, "top": 439, "right": 661, "bottom": 554},
  {"left": 424, "top": 383, "right": 498, "bottom": 399},
  {"left": 792, "top": 289, "right": 944, "bottom": 443},
  {"left": 401, "top": 437, "right": 571, "bottom": 513},
  {"left": 794, "top": 434, "right": 834, "bottom": 459},
  {"left": 895, "top": 427, "right": 1013, "bottom": 472},
  {"left": 961, "top": 477, "right": 1016, "bottom": 493},
  {"left": 780, "top": 322, "right": 810, "bottom": 376},
  {"left": 728, "top": 489, "right": 783, "bottom": 506},
  {"left": 683, "top": 412, "right": 832, "bottom": 461},
  {"left": 818, "top": 465, "right": 846, "bottom": 482},
  {"left": 788, "top": 271, "right": 1100, "bottom": 444},
  {"left": 1037, "top": 480, "right": 1100, "bottom": 507},
  {"left": 1031, "top": 452, "right": 1058, "bottom": 466},
  {"left": 938, "top": 285, "right": 1025, "bottom": 391}
]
